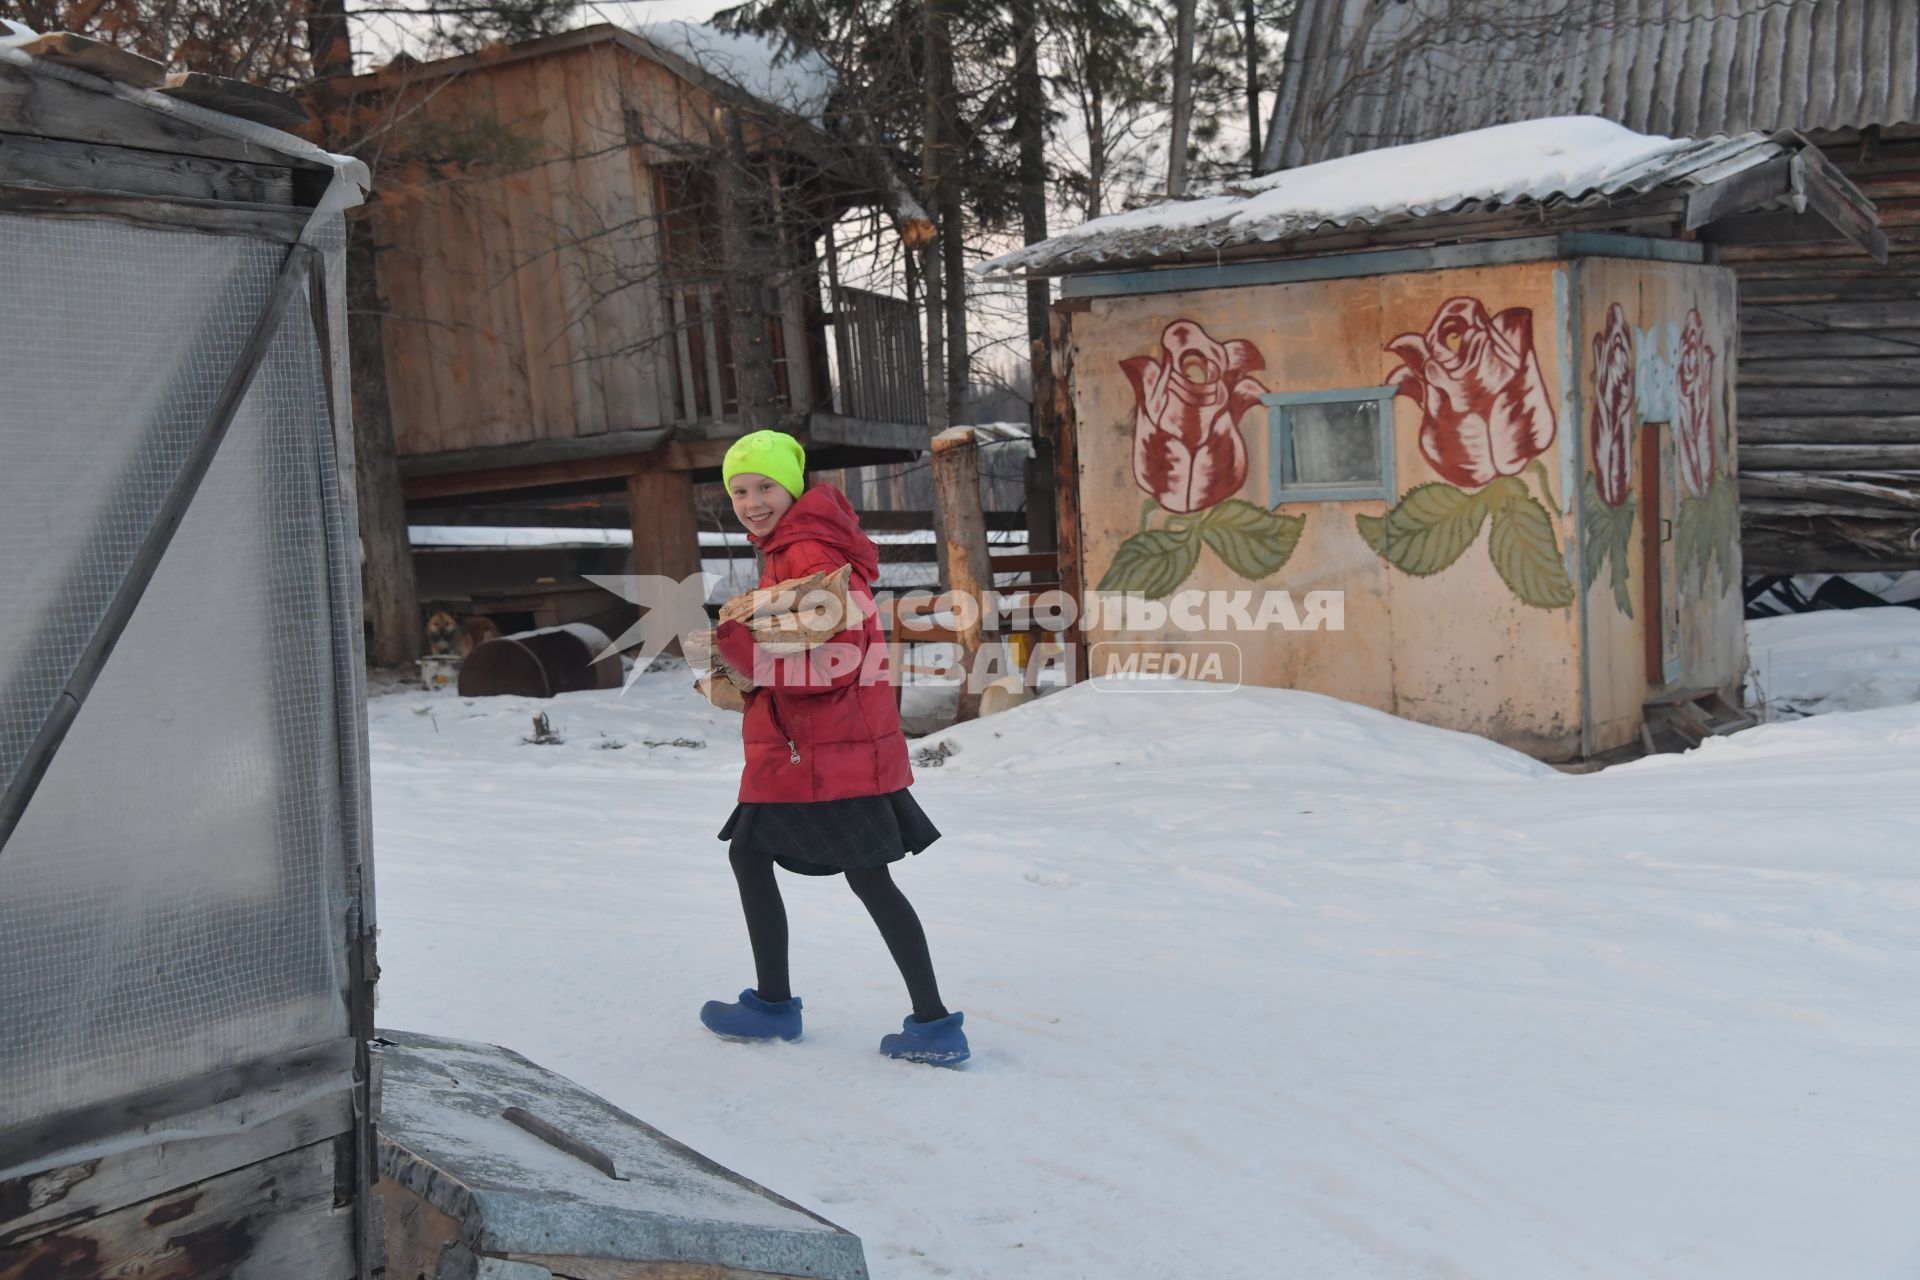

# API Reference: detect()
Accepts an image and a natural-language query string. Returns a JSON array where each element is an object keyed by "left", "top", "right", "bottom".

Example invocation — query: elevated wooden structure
[{"left": 320, "top": 25, "right": 929, "bottom": 586}]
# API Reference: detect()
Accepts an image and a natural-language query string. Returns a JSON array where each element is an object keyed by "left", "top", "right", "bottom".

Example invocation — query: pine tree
[
  {"left": 1187, "top": 0, "right": 1294, "bottom": 183},
  {"left": 1047, "top": 0, "right": 1166, "bottom": 219}
]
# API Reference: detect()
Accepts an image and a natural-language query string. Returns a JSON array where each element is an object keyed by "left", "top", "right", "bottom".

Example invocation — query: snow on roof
[
  {"left": 981, "top": 116, "right": 1782, "bottom": 275},
  {"left": 633, "top": 21, "right": 835, "bottom": 124}
]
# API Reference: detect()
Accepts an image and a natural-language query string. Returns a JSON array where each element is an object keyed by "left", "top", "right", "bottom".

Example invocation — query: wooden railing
[
  {"left": 833, "top": 288, "right": 927, "bottom": 427},
  {"left": 665, "top": 279, "right": 813, "bottom": 425}
]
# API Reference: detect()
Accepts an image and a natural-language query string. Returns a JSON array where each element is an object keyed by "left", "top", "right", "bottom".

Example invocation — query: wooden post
[
  {"left": 627, "top": 468, "right": 702, "bottom": 583},
  {"left": 1051, "top": 300, "right": 1089, "bottom": 686},
  {"left": 931, "top": 426, "right": 992, "bottom": 722}
]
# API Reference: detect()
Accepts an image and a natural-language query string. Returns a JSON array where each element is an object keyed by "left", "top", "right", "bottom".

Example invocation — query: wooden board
[
  {"left": 374, "top": 1171, "right": 465, "bottom": 1280},
  {"left": 0, "top": 1139, "right": 355, "bottom": 1280},
  {"left": 0, "top": 182, "right": 307, "bottom": 241},
  {"left": 488, "top": 58, "right": 577, "bottom": 441},
  {"left": 448, "top": 167, "right": 517, "bottom": 450},
  {"left": 0, "top": 132, "right": 292, "bottom": 203},
  {"left": 16, "top": 34, "right": 165, "bottom": 88},
  {"left": 1740, "top": 328, "right": 1920, "bottom": 359},
  {"left": 373, "top": 198, "right": 440, "bottom": 457},
  {"left": 0, "top": 1089, "right": 353, "bottom": 1247},
  {"left": 1740, "top": 277, "right": 1920, "bottom": 305},
  {"left": 1740, "top": 299, "right": 1920, "bottom": 332},
  {"left": 1738, "top": 415, "right": 1920, "bottom": 445},
  {"left": 1739, "top": 355, "right": 1920, "bottom": 386},
  {"left": 1742, "top": 518, "right": 1920, "bottom": 573},
  {"left": 1740, "top": 444, "right": 1920, "bottom": 470},
  {"left": 159, "top": 72, "right": 310, "bottom": 130},
  {"left": 458, "top": 74, "right": 537, "bottom": 450},
  {"left": 567, "top": 43, "right": 662, "bottom": 434},
  {"left": 0, "top": 62, "right": 293, "bottom": 168},
  {"left": 1740, "top": 386, "right": 1920, "bottom": 418},
  {"left": 542, "top": 46, "right": 610, "bottom": 437},
  {"left": 414, "top": 179, "right": 467, "bottom": 455}
]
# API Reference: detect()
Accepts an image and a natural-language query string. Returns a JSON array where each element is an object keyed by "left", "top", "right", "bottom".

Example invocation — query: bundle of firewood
[{"left": 689, "top": 565, "right": 864, "bottom": 712}]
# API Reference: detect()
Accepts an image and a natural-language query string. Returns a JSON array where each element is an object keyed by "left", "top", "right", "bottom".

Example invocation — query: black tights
[{"left": 728, "top": 839, "right": 949, "bottom": 1022}]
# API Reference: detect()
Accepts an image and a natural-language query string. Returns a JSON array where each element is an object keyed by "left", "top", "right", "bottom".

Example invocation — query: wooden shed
[
  {"left": 1264, "top": 0, "right": 1920, "bottom": 577},
  {"left": 0, "top": 30, "right": 378, "bottom": 1278},
  {"left": 986, "top": 119, "right": 1881, "bottom": 762},
  {"left": 318, "top": 24, "right": 929, "bottom": 599}
]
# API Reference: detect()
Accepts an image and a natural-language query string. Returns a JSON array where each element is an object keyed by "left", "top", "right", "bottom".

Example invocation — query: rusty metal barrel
[{"left": 456, "top": 623, "right": 624, "bottom": 698}]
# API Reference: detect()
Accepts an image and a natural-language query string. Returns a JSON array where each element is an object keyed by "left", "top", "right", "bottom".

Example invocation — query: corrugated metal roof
[
  {"left": 1266, "top": 0, "right": 1920, "bottom": 170},
  {"left": 982, "top": 118, "right": 1790, "bottom": 276}
]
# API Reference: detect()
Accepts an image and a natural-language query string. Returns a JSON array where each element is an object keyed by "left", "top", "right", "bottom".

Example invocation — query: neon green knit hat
[{"left": 721, "top": 430, "right": 806, "bottom": 499}]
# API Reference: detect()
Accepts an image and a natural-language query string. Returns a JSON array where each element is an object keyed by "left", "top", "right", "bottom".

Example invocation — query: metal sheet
[{"left": 1267, "top": 0, "right": 1920, "bottom": 171}]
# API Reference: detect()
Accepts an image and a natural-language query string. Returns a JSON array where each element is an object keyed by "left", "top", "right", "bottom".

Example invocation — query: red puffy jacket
[{"left": 714, "top": 484, "right": 914, "bottom": 803}]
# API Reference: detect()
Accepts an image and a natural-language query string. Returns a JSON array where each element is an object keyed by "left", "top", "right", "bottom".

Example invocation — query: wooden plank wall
[
  {"left": 0, "top": 1130, "right": 357, "bottom": 1279},
  {"left": 1722, "top": 134, "right": 1920, "bottom": 573},
  {"left": 374, "top": 41, "right": 837, "bottom": 466},
  {"left": 374, "top": 44, "right": 681, "bottom": 459}
]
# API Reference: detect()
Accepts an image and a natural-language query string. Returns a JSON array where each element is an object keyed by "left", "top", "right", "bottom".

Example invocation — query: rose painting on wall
[
  {"left": 1097, "top": 320, "right": 1306, "bottom": 598},
  {"left": 1356, "top": 297, "right": 1575, "bottom": 610},
  {"left": 1583, "top": 303, "right": 1639, "bottom": 618},
  {"left": 1671, "top": 308, "right": 1738, "bottom": 595}
]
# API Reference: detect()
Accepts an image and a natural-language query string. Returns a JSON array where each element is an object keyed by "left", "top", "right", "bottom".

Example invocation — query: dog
[{"left": 425, "top": 609, "right": 503, "bottom": 657}]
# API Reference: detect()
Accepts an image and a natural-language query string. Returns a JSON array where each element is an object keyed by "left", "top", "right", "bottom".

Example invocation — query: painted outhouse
[{"left": 985, "top": 119, "right": 1883, "bottom": 762}]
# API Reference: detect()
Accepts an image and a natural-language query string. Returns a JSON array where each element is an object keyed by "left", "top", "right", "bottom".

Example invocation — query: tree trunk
[
  {"left": 1013, "top": 0, "right": 1056, "bottom": 553},
  {"left": 1168, "top": 0, "right": 1198, "bottom": 195},
  {"left": 1087, "top": 90, "right": 1107, "bottom": 219},
  {"left": 925, "top": 0, "right": 956, "bottom": 441},
  {"left": 942, "top": 184, "right": 967, "bottom": 425},
  {"left": 922, "top": 0, "right": 966, "bottom": 426},
  {"left": 718, "top": 109, "right": 781, "bottom": 431},
  {"left": 1243, "top": 0, "right": 1262, "bottom": 172},
  {"left": 306, "top": 0, "right": 351, "bottom": 79},
  {"left": 345, "top": 212, "right": 421, "bottom": 667},
  {"left": 922, "top": 0, "right": 952, "bottom": 583},
  {"left": 311, "top": 0, "right": 416, "bottom": 666}
]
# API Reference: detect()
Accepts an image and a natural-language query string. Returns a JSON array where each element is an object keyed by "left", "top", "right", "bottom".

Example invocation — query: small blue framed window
[{"left": 1262, "top": 386, "right": 1397, "bottom": 504}]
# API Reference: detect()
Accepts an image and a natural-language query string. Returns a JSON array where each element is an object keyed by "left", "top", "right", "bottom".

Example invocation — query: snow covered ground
[
  {"left": 369, "top": 618, "right": 1920, "bottom": 1280},
  {"left": 1746, "top": 606, "right": 1920, "bottom": 720}
]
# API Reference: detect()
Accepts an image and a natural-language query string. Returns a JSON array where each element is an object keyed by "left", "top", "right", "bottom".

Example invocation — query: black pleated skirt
[{"left": 718, "top": 788, "right": 942, "bottom": 877}]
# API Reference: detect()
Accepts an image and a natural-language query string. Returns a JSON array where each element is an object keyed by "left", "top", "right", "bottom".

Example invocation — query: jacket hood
[{"left": 751, "top": 484, "right": 880, "bottom": 582}]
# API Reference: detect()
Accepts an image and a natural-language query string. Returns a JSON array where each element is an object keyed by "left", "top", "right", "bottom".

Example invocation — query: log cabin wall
[
  {"left": 1722, "top": 131, "right": 1920, "bottom": 574},
  {"left": 370, "top": 37, "right": 824, "bottom": 462}
]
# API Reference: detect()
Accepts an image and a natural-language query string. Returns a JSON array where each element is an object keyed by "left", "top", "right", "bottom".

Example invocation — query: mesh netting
[{"left": 0, "top": 213, "right": 358, "bottom": 1130}]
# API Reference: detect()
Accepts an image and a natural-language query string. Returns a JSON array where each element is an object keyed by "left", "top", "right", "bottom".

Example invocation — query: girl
[{"left": 697, "top": 429, "right": 968, "bottom": 1068}]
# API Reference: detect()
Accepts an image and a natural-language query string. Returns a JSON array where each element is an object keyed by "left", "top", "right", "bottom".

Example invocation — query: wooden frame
[
  {"left": 1058, "top": 233, "right": 1708, "bottom": 300},
  {"left": 1, "top": 48, "right": 374, "bottom": 1279},
  {"left": 1261, "top": 385, "right": 1398, "bottom": 504}
]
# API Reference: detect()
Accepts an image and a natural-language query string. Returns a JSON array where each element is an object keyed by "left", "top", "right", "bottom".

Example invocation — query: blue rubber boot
[
  {"left": 879, "top": 1010, "right": 969, "bottom": 1067},
  {"left": 701, "top": 989, "right": 803, "bottom": 1042}
]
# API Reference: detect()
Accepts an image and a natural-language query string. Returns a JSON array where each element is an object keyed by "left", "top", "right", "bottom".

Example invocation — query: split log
[{"left": 931, "top": 427, "right": 993, "bottom": 722}]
